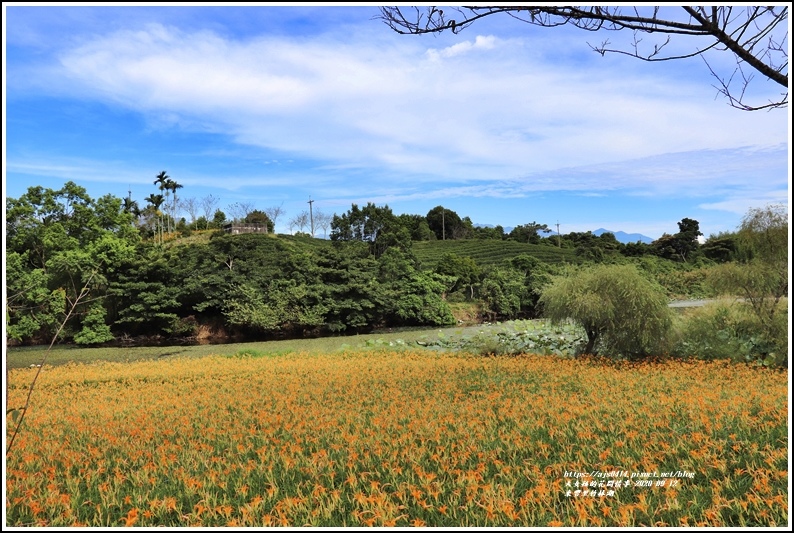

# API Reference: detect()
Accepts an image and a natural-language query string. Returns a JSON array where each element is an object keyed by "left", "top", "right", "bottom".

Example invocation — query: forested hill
[{"left": 7, "top": 183, "right": 735, "bottom": 347}]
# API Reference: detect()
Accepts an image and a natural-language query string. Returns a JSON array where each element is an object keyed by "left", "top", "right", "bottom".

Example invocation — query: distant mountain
[
  {"left": 593, "top": 228, "right": 654, "bottom": 244},
  {"left": 473, "top": 224, "right": 653, "bottom": 243}
]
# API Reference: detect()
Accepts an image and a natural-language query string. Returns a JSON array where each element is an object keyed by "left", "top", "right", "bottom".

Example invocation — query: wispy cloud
[
  {"left": 14, "top": 22, "right": 784, "bottom": 189},
  {"left": 5, "top": 7, "right": 788, "bottom": 237}
]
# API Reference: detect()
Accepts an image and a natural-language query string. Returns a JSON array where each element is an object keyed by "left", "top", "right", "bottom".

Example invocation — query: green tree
[
  {"left": 5, "top": 251, "right": 65, "bottom": 343},
  {"left": 479, "top": 267, "right": 526, "bottom": 320},
  {"left": 653, "top": 218, "right": 702, "bottom": 262},
  {"left": 378, "top": 248, "right": 454, "bottom": 326},
  {"left": 472, "top": 224, "right": 505, "bottom": 240},
  {"left": 73, "top": 302, "right": 114, "bottom": 345},
  {"left": 318, "top": 243, "right": 383, "bottom": 332},
  {"left": 106, "top": 245, "right": 182, "bottom": 336},
  {"left": 331, "top": 203, "right": 407, "bottom": 257},
  {"left": 6, "top": 183, "right": 137, "bottom": 344},
  {"left": 153, "top": 171, "right": 170, "bottom": 234},
  {"left": 708, "top": 204, "right": 788, "bottom": 366},
  {"left": 212, "top": 209, "right": 227, "bottom": 229},
  {"left": 701, "top": 231, "right": 738, "bottom": 263},
  {"left": 434, "top": 252, "right": 481, "bottom": 299},
  {"left": 244, "top": 209, "right": 275, "bottom": 233},
  {"left": 166, "top": 179, "right": 183, "bottom": 232},
  {"left": 508, "top": 254, "right": 553, "bottom": 317},
  {"left": 398, "top": 213, "right": 436, "bottom": 241},
  {"left": 622, "top": 240, "right": 651, "bottom": 257},
  {"left": 540, "top": 264, "right": 673, "bottom": 357},
  {"left": 426, "top": 206, "right": 466, "bottom": 240},
  {"left": 568, "top": 231, "right": 605, "bottom": 262},
  {"left": 508, "top": 222, "right": 551, "bottom": 244},
  {"left": 144, "top": 193, "right": 165, "bottom": 244}
]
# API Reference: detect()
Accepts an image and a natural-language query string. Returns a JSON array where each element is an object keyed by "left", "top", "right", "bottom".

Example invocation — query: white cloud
[
  {"left": 10, "top": 20, "right": 789, "bottom": 206},
  {"left": 698, "top": 191, "right": 791, "bottom": 215},
  {"left": 425, "top": 35, "right": 498, "bottom": 61}
]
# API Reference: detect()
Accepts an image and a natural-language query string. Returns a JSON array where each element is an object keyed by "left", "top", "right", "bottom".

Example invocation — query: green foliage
[
  {"left": 478, "top": 267, "right": 525, "bottom": 320},
  {"left": 652, "top": 218, "right": 703, "bottom": 262},
  {"left": 11, "top": 183, "right": 760, "bottom": 350},
  {"left": 106, "top": 245, "right": 182, "bottom": 335},
  {"left": 539, "top": 263, "right": 673, "bottom": 358},
  {"left": 398, "top": 213, "right": 436, "bottom": 241},
  {"left": 701, "top": 231, "right": 738, "bottom": 262},
  {"left": 73, "top": 302, "right": 115, "bottom": 345},
  {"left": 223, "top": 280, "right": 327, "bottom": 332},
  {"left": 426, "top": 206, "right": 473, "bottom": 240},
  {"left": 434, "top": 252, "right": 481, "bottom": 297},
  {"left": 378, "top": 248, "right": 455, "bottom": 327},
  {"left": 419, "top": 319, "right": 584, "bottom": 357},
  {"left": 5, "top": 251, "right": 65, "bottom": 342},
  {"left": 412, "top": 239, "right": 579, "bottom": 270},
  {"left": 211, "top": 209, "right": 227, "bottom": 229},
  {"left": 243, "top": 209, "right": 275, "bottom": 232},
  {"left": 507, "top": 222, "right": 551, "bottom": 244},
  {"left": 557, "top": 231, "right": 620, "bottom": 262},
  {"left": 706, "top": 204, "right": 788, "bottom": 366},
  {"left": 317, "top": 243, "right": 382, "bottom": 332},
  {"left": 628, "top": 255, "right": 719, "bottom": 299},
  {"left": 672, "top": 299, "right": 788, "bottom": 367},
  {"left": 477, "top": 258, "right": 553, "bottom": 321},
  {"left": 735, "top": 204, "right": 787, "bottom": 264},
  {"left": 470, "top": 224, "right": 505, "bottom": 240},
  {"left": 330, "top": 203, "right": 408, "bottom": 257},
  {"left": 6, "top": 183, "right": 139, "bottom": 344}
]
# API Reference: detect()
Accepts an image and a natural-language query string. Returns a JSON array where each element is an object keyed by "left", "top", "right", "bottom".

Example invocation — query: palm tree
[
  {"left": 154, "top": 171, "right": 170, "bottom": 233},
  {"left": 122, "top": 197, "right": 141, "bottom": 227},
  {"left": 167, "top": 180, "right": 183, "bottom": 232},
  {"left": 145, "top": 193, "right": 165, "bottom": 244}
]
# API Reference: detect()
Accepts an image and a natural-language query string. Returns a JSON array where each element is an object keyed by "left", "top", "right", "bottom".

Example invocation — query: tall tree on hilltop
[
  {"left": 153, "top": 171, "right": 170, "bottom": 235},
  {"left": 145, "top": 193, "right": 165, "bottom": 245},
  {"left": 167, "top": 179, "right": 183, "bottom": 232}
]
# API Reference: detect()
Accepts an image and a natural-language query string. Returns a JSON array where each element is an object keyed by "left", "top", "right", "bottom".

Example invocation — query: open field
[
  {"left": 6, "top": 349, "right": 788, "bottom": 527},
  {"left": 4, "top": 319, "right": 578, "bottom": 370},
  {"left": 4, "top": 328, "right": 446, "bottom": 370}
]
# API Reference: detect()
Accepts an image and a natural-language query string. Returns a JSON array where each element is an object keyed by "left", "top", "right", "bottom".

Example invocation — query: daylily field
[{"left": 5, "top": 350, "right": 789, "bottom": 527}]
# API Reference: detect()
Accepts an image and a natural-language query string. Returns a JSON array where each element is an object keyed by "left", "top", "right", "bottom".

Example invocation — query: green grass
[
  {"left": 5, "top": 320, "right": 582, "bottom": 370},
  {"left": 5, "top": 327, "right": 466, "bottom": 370}
]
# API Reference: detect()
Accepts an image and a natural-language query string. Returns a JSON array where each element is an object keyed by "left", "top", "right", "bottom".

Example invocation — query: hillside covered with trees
[{"left": 5, "top": 181, "right": 785, "bottom": 354}]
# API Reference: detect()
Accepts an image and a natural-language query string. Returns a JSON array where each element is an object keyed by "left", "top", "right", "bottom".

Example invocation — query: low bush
[{"left": 672, "top": 299, "right": 788, "bottom": 367}]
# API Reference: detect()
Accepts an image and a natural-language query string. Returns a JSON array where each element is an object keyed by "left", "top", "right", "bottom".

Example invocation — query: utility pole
[
  {"left": 442, "top": 208, "right": 445, "bottom": 241},
  {"left": 308, "top": 197, "right": 315, "bottom": 237},
  {"left": 556, "top": 221, "right": 561, "bottom": 248}
]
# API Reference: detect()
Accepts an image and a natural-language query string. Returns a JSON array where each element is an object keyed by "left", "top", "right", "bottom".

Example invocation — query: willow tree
[{"left": 540, "top": 263, "right": 673, "bottom": 358}]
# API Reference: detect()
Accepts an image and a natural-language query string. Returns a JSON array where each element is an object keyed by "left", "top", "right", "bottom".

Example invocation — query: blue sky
[{"left": 3, "top": 4, "right": 790, "bottom": 239}]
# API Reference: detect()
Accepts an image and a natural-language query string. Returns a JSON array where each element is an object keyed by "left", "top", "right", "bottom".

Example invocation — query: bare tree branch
[{"left": 378, "top": 6, "right": 788, "bottom": 111}]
